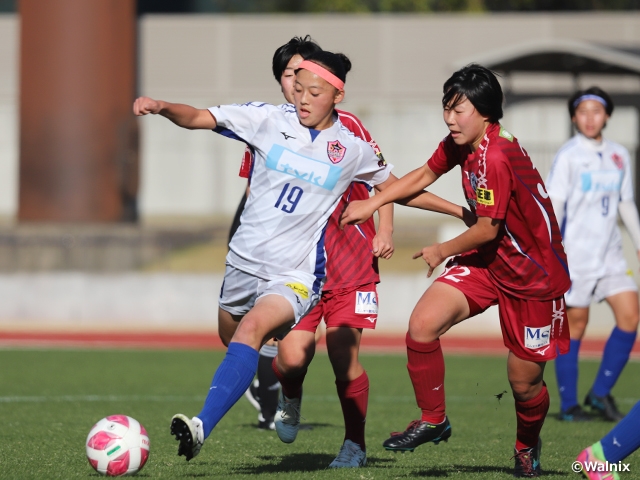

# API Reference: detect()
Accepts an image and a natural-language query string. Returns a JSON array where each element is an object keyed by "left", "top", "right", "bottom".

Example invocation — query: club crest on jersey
[
  {"left": 327, "top": 140, "right": 346, "bottom": 164},
  {"left": 470, "top": 172, "right": 478, "bottom": 192},
  {"left": 612, "top": 153, "right": 624, "bottom": 170},
  {"left": 355, "top": 291, "right": 378, "bottom": 315}
]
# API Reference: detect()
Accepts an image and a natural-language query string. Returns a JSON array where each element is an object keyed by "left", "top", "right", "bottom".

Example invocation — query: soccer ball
[{"left": 86, "top": 415, "right": 150, "bottom": 476}]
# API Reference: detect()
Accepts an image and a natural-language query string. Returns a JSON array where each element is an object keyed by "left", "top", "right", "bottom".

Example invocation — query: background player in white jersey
[
  {"left": 546, "top": 87, "right": 640, "bottom": 422},
  {"left": 133, "top": 50, "right": 397, "bottom": 462}
]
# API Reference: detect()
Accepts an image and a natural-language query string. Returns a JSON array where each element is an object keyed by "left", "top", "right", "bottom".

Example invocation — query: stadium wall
[{"left": 0, "top": 13, "right": 639, "bottom": 223}]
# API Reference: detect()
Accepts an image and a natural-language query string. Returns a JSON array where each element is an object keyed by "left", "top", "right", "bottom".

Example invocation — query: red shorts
[
  {"left": 435, "top": 255, "right": 569, "bottom": 362},
  {"left": 294, "top": 283, "right": 378, "bottom": 332}
]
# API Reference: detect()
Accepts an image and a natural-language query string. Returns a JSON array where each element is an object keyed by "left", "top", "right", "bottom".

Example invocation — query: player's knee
[
  {"left": 277, "top": 347, "right": 310, "bottom": 376},
  {"left": 509, "top": 379, "right": 542, "bottom": 401},
  {"left": 407, "top": 316, "right": 448, "bottom": 342},
  {"left": 616, "top": 311, "right": 639, "bottom": 332}
]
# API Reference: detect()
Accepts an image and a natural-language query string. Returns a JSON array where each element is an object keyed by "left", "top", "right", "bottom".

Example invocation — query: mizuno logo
[
  {"left": 281, "top": 132, "right": 296, "bottom": 140},
  {"left": 535, "top": 346, "right": 550, "bottom": 356},
  {"left": 433, "top": 384, "right": 443, "bottom": 391},
  {"left": 364, "top": 316, "right": 377, "bottom": 323}
]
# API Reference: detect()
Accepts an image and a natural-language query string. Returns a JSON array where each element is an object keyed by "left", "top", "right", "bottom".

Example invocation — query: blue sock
[
  {"left": 555, "top": 339, "right": 581, "bottom": 412},
  {"left": 592, "top": 327, "right": 636, "bottom": 398},
  {"left": 197, "top": 342, "right": 259, "bottom": 438},
  {"left": 601, "top": 400, "right": 640, "bottom": 463}
]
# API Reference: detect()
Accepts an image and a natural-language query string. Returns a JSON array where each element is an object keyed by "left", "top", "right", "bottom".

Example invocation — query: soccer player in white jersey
[
  {"left": 546, "top": 87, "right": 640, "bottom": 422},
  {"left": 133, "top": 50, "right": 400, "bottom": 462}
]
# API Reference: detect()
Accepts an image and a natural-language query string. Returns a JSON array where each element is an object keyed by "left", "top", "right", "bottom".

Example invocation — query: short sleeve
[
  {"left": 619, "top": 148, "right": 634, "bottom": 202},
  {"left": 427, "top": 135, "right": 461, "bottom": 176},
  {"left": 545, "top": 149, "right": 572, "bottom": 203},
  {"left": 353, "top": 141, "right": 393, "bottom": 187},
  {"left": 208, "top": 102, "right": 272, "bottom": 145},
  {"left": 474, "top": 150, "right": 511, "bottom": 220},
  {"left": 238, "top": 146, "right": 253, "bottom": 179}
]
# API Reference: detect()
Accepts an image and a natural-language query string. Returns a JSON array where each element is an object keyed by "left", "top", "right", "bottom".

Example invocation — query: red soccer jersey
[
  {"left": 427, "top": 123, "right": 570, "bottom": 300},
  {"left": 236, "top": 108, "right": 384, "bottom": 290}
]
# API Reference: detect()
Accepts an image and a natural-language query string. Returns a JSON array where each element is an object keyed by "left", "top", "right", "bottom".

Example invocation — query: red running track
[{"left": 0, "top": 330, "right": 638, "bottom": 358}]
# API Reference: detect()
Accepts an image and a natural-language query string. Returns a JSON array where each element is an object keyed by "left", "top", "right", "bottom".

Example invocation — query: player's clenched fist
[
  {"left": 339, "top": 199, "right": 376, "bottom": 229},
  {"left": 133, "top": 97, "right": 162, "bottom": 116}
]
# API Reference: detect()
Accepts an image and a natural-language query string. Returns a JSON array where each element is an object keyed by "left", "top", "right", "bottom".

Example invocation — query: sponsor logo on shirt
[
  {"left": 327, "top": 140, "right": 347, "bottom": 164},
  {"left": 266, "top": 145, "right": 342, "bottom": 190},
  {"left": 476, "top": 187, "right": 494, "bottom": 206},
  {"left": 499, "top": 127, "right": 514, "bottom": 142},
  {"left": 355, "top": 291, "right": 378, "bottom": 314},
  {"left": 285, "top": 282, "right": 309, "bottom": 299},
  {"left": 524, "top": 325, "right": 551, "bottom": 349},
  {"left": 580, "top": 171, "right": 622, "bottom": 192}
]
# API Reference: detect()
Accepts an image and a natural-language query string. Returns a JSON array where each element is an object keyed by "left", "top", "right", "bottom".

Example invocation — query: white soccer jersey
[
  {"left": 546, "top": 133, "right": 634, "bottom": 278},
  {"left": 209, "top": 102, "right": 392, "bottom": 293}
]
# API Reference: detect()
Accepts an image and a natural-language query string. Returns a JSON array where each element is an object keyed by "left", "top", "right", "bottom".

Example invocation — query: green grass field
[{"left": 1, "top": 349, "right": 638, "bottom": 479}]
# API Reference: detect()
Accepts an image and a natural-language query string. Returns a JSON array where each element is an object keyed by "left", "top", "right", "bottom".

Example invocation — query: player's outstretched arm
[
  {"left": 340, "top": 165, "right": 437, "bottom": 228},
  {"left": 414, "top": 216, "right": 501, "bottom": 277},
  {"left": 400, "top": 191, "right": 476, "bottom": 227},
  {"left": 133, "top": 97, "right": 217, "bottom": 130}
]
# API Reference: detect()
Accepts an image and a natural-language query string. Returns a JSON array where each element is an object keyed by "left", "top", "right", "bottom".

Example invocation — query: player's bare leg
[
  {"left": 217, "top": 308, "right": 244, "bottom": 347},
  {"left": 567, "top": 307, "right": 590, "bottom": 340},
  {"left": 586, "top": 290, "right": 639, "bottom": 421},
  {"left": 326, "top": 326, "right": 368, "bottom": 467},
  {"left": 607, "top": 290, "right": 639, "bottom": 333},
  {"left": 508, "top": 353, "right": 546, "bottom": 477},
  {"left": 383, "top": 283, "right": 469, "bottom": 452},
  {"left": 172, "top": 296, "right": 294, "bottom": 460}
]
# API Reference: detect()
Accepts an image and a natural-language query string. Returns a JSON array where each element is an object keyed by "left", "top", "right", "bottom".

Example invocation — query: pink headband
[{"left": 298, "top": 60, "right": 345, "bottom": 90}]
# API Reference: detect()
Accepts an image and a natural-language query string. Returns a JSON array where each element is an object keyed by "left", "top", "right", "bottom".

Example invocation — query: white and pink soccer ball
[{"left": 86, "top": 415, "right": 150, "bottom": 476}]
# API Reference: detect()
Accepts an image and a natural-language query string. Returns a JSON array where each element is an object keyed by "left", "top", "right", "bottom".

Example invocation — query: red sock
[
  {"left": 406, "top": 333, "right": 446, "bottom": 424},
  {"left": 271, "top": 356, "right": 306, "bottom": 399},
  {"left": 336, "top": 371, "right": 369, "bottom": 451},
  {"left": 515, "top": 384, "right": 549, "bottom": 451}
]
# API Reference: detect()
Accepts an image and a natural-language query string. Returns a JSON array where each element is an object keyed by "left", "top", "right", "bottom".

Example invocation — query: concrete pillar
[{"left": 19, "top": 0, "right": 138, "bottom": 222}]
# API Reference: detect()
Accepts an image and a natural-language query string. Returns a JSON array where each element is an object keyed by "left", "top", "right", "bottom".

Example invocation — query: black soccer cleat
[
  {"left": 584, "top": 390, "right": 625, "bottom": 422},
  {"left": 170, "top": 414, "right": 203, "bottom": 461},
  {"left": 513, "top": 437, "right": 542, "bottom": 477},
  {"left": 556, "top": 404, "right": 592, "bottom": 422},
  {"left": 382, "top": 417, "right": 451, "bottom": 452}
]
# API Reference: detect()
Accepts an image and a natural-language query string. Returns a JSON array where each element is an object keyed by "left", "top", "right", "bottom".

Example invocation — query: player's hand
[
  {"left": 133, "top": 96, "right": 162, "bottom": 116},
  {"left": 413, "top": 243, "right": 445, "bottom": 278},
  {"left": 339, "top": 199, "right": 376, "bottom": 229},
  {"left": 462, "top": 208, "right": 477, "bottom": 228},
  {"left": 372, "top": 230, "right": 394, "bottom": 259}
]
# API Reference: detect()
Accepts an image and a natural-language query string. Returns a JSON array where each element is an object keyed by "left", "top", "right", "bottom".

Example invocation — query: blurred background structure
[{"left": 0, "top": 0, "right": 639, "bottom": 338}]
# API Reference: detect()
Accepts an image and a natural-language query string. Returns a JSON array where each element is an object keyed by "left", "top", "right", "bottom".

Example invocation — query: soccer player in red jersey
[{"left": 341, "top": 64, "right": 571, "bottom": 477}]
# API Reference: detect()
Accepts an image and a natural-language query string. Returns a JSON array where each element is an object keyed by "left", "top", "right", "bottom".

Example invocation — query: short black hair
[
  {"left": 568, "top": 86, "right": 614, "bottom": 117},
  {"left": 272, "top": 35, "right": 322, "bottom": 83},
  {"left": 299, "top": 50, "right": 352, "bottom": 84},
  {"left": 442, "top": 64, "right": 504, "bottom": 123}
]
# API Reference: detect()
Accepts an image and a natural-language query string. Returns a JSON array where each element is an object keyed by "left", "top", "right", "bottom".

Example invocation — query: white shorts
[
  {"left": 565, "top": 272, "right": 638, "bottom": 307},
  {"left": 219, "top": 265, "right": 320, "bottom": 323}
]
